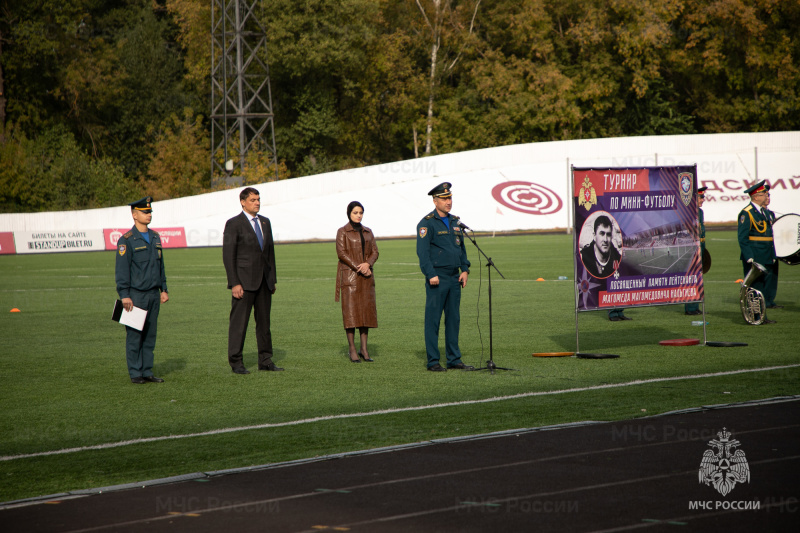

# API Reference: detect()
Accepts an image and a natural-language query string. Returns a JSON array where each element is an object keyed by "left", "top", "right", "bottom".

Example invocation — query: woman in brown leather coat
[{"left": 335, "top": 201, "right": 379, "bottom": 362}]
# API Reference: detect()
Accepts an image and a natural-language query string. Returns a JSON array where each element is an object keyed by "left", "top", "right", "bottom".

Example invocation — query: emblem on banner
[
  {"left": 679, "top": 173, "right": 694, "bottom": 207},
  {"left": 578, "top": 175, "right": 597, "bottom": 211},
  {"left": 698, "top": 428, "right": 750, "bottom": 497}
]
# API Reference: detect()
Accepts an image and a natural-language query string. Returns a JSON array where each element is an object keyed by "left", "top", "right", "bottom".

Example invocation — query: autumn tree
[
  {"left": 400, "top": 0, "right": 482, "bottom": 155},
  {"left": 141, "top": 109, "right": 210, "bottom": 200},
  {"left": 2, "top": 0, "right": 799, "bottom": 213},
  {"left": 669, "top": 0, "right": 800, "bottom": 132},
  {"left": 436, "top": 0, "right": 582, "bottom": 150}
]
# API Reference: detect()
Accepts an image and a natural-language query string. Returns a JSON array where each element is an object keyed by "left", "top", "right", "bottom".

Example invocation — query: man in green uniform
[
  {"left": 115, "top": 196, "right": 169, "bottom": 383},
  {"left": 416, "top": 183, "right": 473, "bottom": 372},
  {"left": 685, "top": 186, "right": 707, "bottom": 315},
  {"left": 737, "top": 180, "right": 776, "bottom": 324}
]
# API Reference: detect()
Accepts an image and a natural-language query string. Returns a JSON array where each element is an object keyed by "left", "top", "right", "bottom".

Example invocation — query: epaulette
[
  {"left": 151, "top": 230, "right": 160, "bottom": 236},
  {"left": 123, "top": 231, "right": 133, "bottom": 238},
  {"left": 424, "top": 213, "right": 435, "bottom": 219},
  {"left": 744, "top": 205, "right": 752, "bottom": 212},
  {"left": 451, "top": 214, "right": 460, "bottom": 221}
]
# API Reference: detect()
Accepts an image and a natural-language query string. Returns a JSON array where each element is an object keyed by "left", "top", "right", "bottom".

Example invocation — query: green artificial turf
[{"left": 0, "top": 231, "right": 798, "bottom": 501}]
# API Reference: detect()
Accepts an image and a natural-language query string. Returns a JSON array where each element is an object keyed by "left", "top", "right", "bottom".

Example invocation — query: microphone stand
[{"left": 461, "top": 226, "right": 514, "bottom": 374}]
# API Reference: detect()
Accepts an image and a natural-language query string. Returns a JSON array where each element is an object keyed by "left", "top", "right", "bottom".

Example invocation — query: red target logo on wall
[{"left": 491, "top": 181, "right": 563, "bottom": 215}]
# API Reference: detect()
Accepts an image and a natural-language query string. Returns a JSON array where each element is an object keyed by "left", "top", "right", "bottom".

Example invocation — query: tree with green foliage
[
  {"left": 0, "top": 125, "right": 135, "bottom": 212},
  {"left": 1, "top": 0, "right": 798, "bottom": 213},
  {"left": 141, "top": 108, "right": 210, "bottom": 201},
  {"left": 669, "top": 0, "right": 800, "bottom": 132},
  {"left": 1, "top": 0, "right": 203, "bottom": 210}
]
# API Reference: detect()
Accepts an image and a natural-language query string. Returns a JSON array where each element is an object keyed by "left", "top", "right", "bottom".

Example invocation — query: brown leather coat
[{"left": 335, "top": 222, "right": 379, "bottom": 329}]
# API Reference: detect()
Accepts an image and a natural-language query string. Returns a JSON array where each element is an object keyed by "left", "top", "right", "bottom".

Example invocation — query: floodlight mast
[{"left": 211, "top": 0, "right": 278, "bottom": 185}]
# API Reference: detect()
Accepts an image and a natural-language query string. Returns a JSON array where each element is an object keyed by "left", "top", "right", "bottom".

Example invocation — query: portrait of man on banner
[{"left": 579, "top": 212, "right": 623, "bottom": 279}]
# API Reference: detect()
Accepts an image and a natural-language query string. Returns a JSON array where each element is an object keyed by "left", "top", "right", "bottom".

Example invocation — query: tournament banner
[
  {"left": 573, "top": 165, "right": 703, "bottom": 311},
  {"left": 104, "top": 227, "right": 187, "bottom": 250},
  {"left": 14, "top": 230, "right": 106, "bottom": 254}
]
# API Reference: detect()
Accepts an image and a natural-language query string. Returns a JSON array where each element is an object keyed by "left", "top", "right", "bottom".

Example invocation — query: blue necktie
[{"left": 253, "top": 217, "right": 264, "bottom": 250}]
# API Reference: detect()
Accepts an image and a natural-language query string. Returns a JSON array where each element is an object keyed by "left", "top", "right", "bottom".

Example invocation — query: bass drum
[
  {"left": 702, "top": 248, "right": 711, "bottom": 274},
  {"left": 773, "top": 214, "right": 800, "bottom": 265}
]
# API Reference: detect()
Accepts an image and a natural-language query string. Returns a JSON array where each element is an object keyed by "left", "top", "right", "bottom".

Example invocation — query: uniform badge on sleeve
[
  {"left": 739, "top": 214, "right": 746, "bottom": 224},
  {"left": 118, "top": 244, "right": 126, "bottom": 256},
  {"left": 456, "top": 237, "right": 461, "bottom": 245},
  {"left": 419, "top": 227, "right": 428, "bottom": 238},
  {"left": 158, "top": 249, "right": 162, "bottom": 259}
]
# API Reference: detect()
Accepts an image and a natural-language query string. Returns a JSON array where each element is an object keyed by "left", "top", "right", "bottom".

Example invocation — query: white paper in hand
[{"left": 112, "top": 300, "right": 148, "bottom": 331}]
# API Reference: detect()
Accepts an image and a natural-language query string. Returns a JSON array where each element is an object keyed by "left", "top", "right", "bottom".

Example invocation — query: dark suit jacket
[{"left": 223, "top": 212, "right": 277, "bottom": 292}]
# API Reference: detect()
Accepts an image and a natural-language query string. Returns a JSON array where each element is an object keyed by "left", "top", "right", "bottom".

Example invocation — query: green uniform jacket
[
  {"left": 115, "top": 227, "right": 168, "bottom": 298},
  {"left": 737, "top": 203, "right": 775, "bottom": 265},
  {"left": 416, "top": 210, "right": 470, "bottom": 279}
]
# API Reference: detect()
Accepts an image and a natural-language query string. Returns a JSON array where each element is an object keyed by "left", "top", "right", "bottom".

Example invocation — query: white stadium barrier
[{"left": 0, "top": 131, "right": 797, "bottom": 253}]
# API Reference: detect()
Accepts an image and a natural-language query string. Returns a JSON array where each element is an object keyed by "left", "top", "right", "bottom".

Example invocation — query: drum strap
[
  {"left": 749, "top": 236, "right": 773, "bottom": 241},
  {"left": 746, "top": 210, "right": 768, "bottom": 234}
]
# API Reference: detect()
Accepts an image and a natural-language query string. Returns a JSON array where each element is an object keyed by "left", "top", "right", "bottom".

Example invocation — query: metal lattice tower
[{"left": 211, "top": 0, "right": 278, "bottom": 183}]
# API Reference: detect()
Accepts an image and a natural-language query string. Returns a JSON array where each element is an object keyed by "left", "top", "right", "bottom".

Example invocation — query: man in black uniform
[
  {"left": 115, "top": 196, "right": 169, "bottom": 384},
  {"left": 416, "top": 183, "right": 473, "bottom": 372}
]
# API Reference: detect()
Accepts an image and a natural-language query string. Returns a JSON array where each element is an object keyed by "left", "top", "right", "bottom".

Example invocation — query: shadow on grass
[
  {"left": 236, "top": 347, "right": 290, "bottom": 368},
  {"left": 548, "top": 325, "right": 703, "bottom": 352},
  {"left": 155, "top": 358, "right": 187, "bottom": 376},
  {"left": 341, "top": 343, "right": 384, "bottom": 357},
  {"left": 713, "top": 309, "right": 754, "bottom": 325}
]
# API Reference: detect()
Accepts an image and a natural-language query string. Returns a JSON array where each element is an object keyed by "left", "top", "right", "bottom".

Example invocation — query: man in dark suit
[{"left": 223, "top": 187, "right": 282, "bottom": 373}]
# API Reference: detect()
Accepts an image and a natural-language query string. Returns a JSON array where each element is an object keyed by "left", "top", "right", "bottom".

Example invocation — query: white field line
[
  {"left": 2, "top": 363, "right": 798, "bottom": 462},
  {"left": 4, "top": 279, "right": 798, "bottom": 292}
]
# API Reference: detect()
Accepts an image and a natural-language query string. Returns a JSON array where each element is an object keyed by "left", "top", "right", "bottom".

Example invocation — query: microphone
[{"left": 458, "top": 221, "right": 472, "bottom": 231}]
